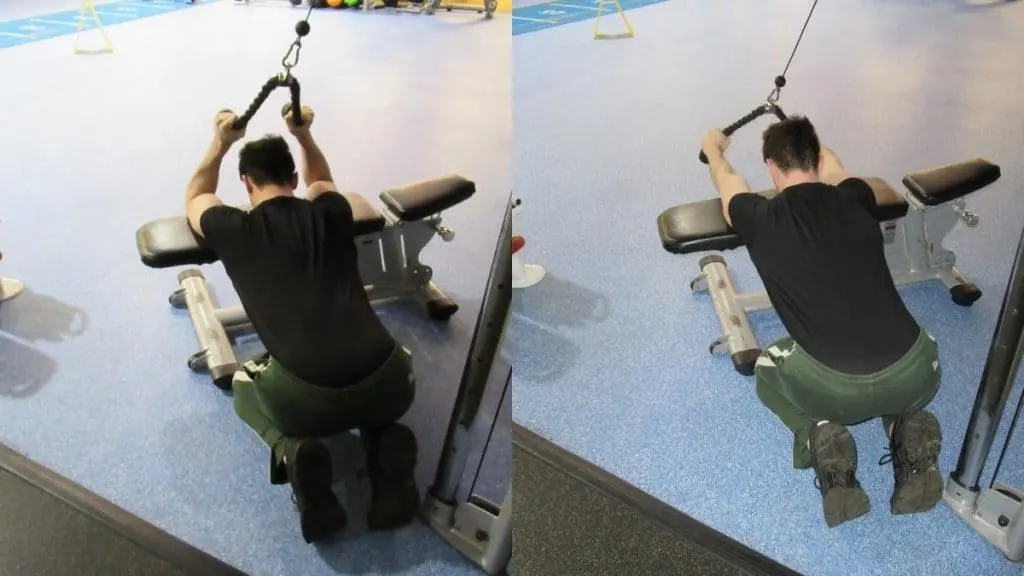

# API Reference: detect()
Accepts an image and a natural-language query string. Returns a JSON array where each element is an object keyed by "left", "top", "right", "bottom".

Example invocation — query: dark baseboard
[
  {"left": 0, "top": 442, "right": 245, "bottom": 576},
  {"left": 513, "top": 423, "right": 800, "bottom": 576}
]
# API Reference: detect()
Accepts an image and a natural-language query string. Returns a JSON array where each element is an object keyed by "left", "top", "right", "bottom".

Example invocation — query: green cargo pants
[
  {"left": 231, "top": 344, "right": 416, "bottom": 477},
  {"left": 754, "top": 330, "right": 940, "bottom": 469}
]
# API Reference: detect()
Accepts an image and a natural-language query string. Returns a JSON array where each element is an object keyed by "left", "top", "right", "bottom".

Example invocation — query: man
[
  {"left": 700, "top": 116, "right": 944, "bottom": 528},
  {"left": 184, "top": 108, "right": 421, "bottom": 543}
]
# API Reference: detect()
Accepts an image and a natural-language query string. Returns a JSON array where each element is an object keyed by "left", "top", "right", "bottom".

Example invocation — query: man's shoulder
[
  {"left": 200, "top": 203, "right": 246, "bottom": 232},
  {"left": 730, "top": 190, "right": 769, "bottom": 210}
]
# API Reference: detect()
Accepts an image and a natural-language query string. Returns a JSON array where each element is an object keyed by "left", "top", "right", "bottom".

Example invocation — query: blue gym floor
[
  {"left": 512, "top": 0, "right": 1024, "bottom": 574},
  {"left": 0, "top": 1, "right": 510, "bottom": 575}
]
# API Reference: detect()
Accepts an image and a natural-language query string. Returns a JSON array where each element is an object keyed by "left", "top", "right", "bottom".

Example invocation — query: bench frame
[
  {"left": 166, "top": 191, "right": 464, "bottom": 387},
  {"left": 690, "top": 166, "right": 991, "bottom": 376}
]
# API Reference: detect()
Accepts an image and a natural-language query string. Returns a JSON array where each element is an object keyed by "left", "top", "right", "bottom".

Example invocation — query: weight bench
[
  {"left": 656, "top": 158, "right": 1002, "bottom": 375},
  {"left": 136, "top": 174, "right": 475, "bottom": 387}
]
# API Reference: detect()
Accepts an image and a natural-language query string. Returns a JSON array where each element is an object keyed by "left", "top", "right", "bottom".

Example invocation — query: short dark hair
[
  {"left": 238, "top": 135, "right": 296, "bottom": 187},
  {"left": 761, "top": 116, "right": 821, "bottom": 173}
]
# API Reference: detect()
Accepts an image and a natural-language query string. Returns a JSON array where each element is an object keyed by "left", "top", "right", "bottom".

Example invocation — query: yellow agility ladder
[
  {"left": 74, "top": 0, "right": 114, "bottom": 55},
  {"left": 593, "top": 0, "right": 634, "bottom": 40}
]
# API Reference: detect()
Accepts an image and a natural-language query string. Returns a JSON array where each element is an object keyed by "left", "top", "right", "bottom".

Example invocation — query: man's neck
[
  {"left": 778, "top": 170, "right": 820, "bottom": 190},
  {"left": 251, "top": 185, "right": 294, "bottom": 207}
]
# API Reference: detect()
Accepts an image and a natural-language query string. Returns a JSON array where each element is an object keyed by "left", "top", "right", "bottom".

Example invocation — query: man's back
[
  {"left": 728, "top": 178, "right": 920, "bottom": 374},
  {"left": 200, "top": 193, "right": 395, "bottom": 387}
]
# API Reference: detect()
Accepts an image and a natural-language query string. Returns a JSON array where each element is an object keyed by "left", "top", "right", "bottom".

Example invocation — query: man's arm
[
  {"left": 705, "top": 149, "right": 753, "bottom": 227},
  {"left": 186, "top": 138, "right": 231, "bottom": 237},
  {"left": 294, "top": 132, "right": 338, "bottom": 201},
  {"left": 820, "top": 145, "right": 903, "bottom": 208},
  {"left": 818, "top": 145, "right": 853, "bottom": 186}
]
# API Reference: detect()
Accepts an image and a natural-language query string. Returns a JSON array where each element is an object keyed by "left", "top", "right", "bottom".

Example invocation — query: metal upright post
[
  {"left": 431, "top": 195, "right": 511, "bottom": 502},
  {"left": 950, "top": 222, "right": 1024, "bottom": 491},
  {"left": 944, "top": 218, "right": 1024, "bottom": 562},
  {"left": 424, "top": 196, "right": 513, "bottom": 575}
]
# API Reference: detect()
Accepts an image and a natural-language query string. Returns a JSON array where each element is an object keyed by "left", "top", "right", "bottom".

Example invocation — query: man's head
[
  {"left": 761, "top": 116, "right": 821, "bottom": 190},
  {"left": 238, "top": 135, "right": 299, "bottom": 198}
]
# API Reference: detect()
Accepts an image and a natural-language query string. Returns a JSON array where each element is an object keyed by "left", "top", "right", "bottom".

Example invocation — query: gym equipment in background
[
  {"left": 945, "top": 208, "right": 1024, "bottom": 563},
  {"left": 593, "top": 0, "right": 634, "bottom": 41},
  {"left": 0, "top": 278, "right": 21, "bottom": 303},
  {"left": 511, "top": 198, "right": 544, "bottom": 289},
  {"left": 74, "top": 0, "right": 114, "bottom": 55},
  {"left": 0, "top": 219, "right": 22, "bottom": 304},
  {"left": 0, "top": 269, "right": 21, "bottom": 303},
  {"left": 512, "top": 237, "right": 544, "bottom": 289},
  {"left": 235, "top": 0, "right": 304, "bottom": 6},
  {"left": 0, "top": 274, "right": 22, "bottom": 303},
  {"left": 362, "top": 0, "right": 496, "bottom": 21},
  {"left": 657, "top": 157, "right": 1001, "bottom": 375}
]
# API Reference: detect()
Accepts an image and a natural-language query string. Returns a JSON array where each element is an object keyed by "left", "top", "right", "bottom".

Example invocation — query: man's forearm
[
  {"left": 705, "top": 150, "right": 737, "bottom": 193},
  {"left": 295, "top": 133, "right": 334, "bottom": 186},
  {"left": 186, "top": 139, "right": 230, "bottom": 203}
]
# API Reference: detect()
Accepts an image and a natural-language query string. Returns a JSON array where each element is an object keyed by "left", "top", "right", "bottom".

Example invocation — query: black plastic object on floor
[
  {"left": 510, "top": 424, "right": 801, "bottom": 576},
  {"left": 0, "top": 442, "right": 244, "bottom": 576}
]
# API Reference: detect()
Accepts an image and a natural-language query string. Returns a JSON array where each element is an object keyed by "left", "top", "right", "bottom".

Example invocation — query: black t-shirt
[
  {"left": 197, "top": 193, "right": 395, "bottom": 387},
  {"left": 728, "top": 178, "right": 920, "bottom": 374}
]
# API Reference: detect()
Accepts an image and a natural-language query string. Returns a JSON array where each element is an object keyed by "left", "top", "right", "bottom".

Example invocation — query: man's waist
[
  {"left": 798, "top": 324, "right": 925, "bottom": 376},
  {"left": 277, "top": 336, "right": 396, "bottom": 386}
]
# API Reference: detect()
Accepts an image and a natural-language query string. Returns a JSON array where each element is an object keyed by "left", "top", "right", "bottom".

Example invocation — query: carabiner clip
[
  {"left": 766, "top": 74, "right": 787, "bottom": 105},
  {"left": 280, "top": 40, "right": 302, "bottom": 77}
]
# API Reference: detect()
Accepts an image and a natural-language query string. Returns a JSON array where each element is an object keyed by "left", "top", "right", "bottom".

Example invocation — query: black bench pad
[
  {"left": 379, "top": 175, "right": 475, "bottom": 221},
  {"left": 137, "top": 193, "right": 385, "bottom": 269},
  {"left": 657, "top": 177, "right": 907, "bottom": 255},
  {"left": 902, "top": 158, "right": 1001, "bottom": 206}
]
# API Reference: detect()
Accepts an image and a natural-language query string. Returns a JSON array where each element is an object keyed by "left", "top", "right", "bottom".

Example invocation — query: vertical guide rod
[{"left": 950, "top": 218, "right": 1024, "bottom": 491}]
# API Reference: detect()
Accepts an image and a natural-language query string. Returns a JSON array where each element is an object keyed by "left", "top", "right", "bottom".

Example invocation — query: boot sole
[
  {"left": 292, "top": 440, "right": 348, "bottom": 543},
  {"left": 891, "top": 412, "right": 943, "bottom": 515},
  {"left": 823, "top": 486, "right": 871, "bottom": 528},
  {"left": 813, "top": 424, "right": 870, "bottom": 528},
  {"left": 367, "top": 424, "right": 421, "bottom": 531}
]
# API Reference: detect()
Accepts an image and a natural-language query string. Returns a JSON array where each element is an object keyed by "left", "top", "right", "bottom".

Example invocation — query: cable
[
  {"left": 767, "top": 0, "right": 820, "bottom": 103},
  {"left": 280, "top": 4, "right": 315, "bottom": 76},
  {"left": 467, "top": 364, "right": 511, "bottom": 499},
  {"left": 989, "top": 376, "right": 1024, "bottom": 487}
]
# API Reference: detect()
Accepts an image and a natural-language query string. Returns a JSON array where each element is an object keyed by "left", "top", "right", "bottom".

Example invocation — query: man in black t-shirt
[
  {"left": 183, "top": 108, "right": 420, "bottom": 543},
  {"left": 699, "top": 116, "right": 944, "bottom": 528}
]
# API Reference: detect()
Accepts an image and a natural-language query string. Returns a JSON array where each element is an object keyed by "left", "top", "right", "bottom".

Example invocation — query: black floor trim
[
  {"left": 512, "top": 424, "right": 801, "bottom": 576},
  {"left": 0, "top": 442, "right": 245, "bottom": 576}
]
